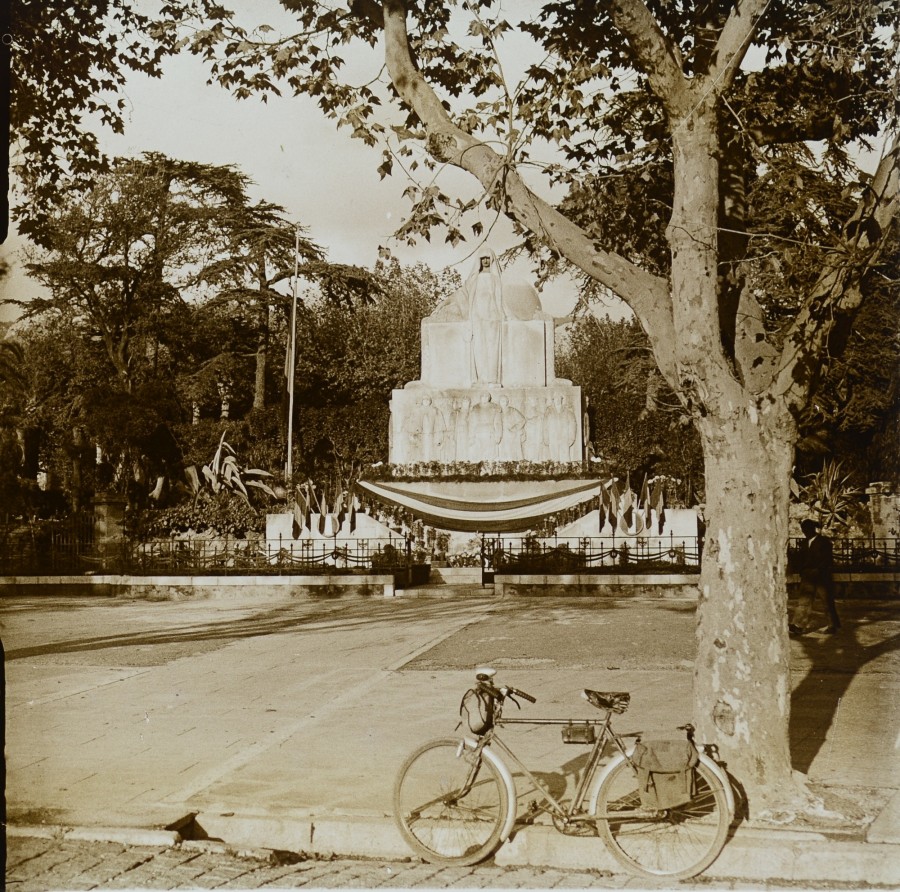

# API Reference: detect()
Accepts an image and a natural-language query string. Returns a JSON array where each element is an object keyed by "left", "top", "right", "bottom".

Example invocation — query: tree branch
[
  {"left": 380, "top": 0, "right": 676, "bottom": 376},
  {"left": 606, "top": 0, "right": 689, "bottom": 113},
  {"left": 701, "top": 0, "right": 771, "bottom": 94},
  {"left": 775, "top": 135, "right": 900, "bottom": 414},
  {"left": 750, "top": 117, "right": 836, "bottom": 147}
]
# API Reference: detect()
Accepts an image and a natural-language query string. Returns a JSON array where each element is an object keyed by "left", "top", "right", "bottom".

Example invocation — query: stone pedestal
[
  {"left": 866, "top": 482, "right": 899, "bottom": 538},
  {"left": 421, "top": 319, "right": 556, "bottom": 388}
]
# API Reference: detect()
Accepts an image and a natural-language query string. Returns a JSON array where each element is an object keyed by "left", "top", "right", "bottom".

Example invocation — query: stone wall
[{"left": 0, "top": 574, "right": 396, "bottom": 599}]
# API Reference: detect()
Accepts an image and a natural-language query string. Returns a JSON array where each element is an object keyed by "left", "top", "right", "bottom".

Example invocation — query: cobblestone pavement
[{"left": 6, "top": 835, "right": 883, "bottom": 891}]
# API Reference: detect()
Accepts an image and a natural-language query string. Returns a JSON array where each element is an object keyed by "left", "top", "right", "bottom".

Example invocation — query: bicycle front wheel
[
  {"left": 593, "top": 757, "right": 731, "bottom": 880},
  {"left": 394, "top": 737, "right": 509, "bottom": 866}
]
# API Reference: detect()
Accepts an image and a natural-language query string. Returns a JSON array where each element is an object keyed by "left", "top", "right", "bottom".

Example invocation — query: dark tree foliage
[
  {"left": 10, "top": 1, "right": 185, "bottom": 235},
  {"left": 198, "top": 202, "right": 324, "bottom": 410},
  {"left": 796, "top": 237, "right": 900, "bottom": 485},
  {"left": 557, "top": 314, "right": 704, "bottom": 503},
  {"left": 293, "top": 260, "right": 455, "bottom": 405},
  {"left": 18, "top": 153, "right": 251, "bottom": 392}
]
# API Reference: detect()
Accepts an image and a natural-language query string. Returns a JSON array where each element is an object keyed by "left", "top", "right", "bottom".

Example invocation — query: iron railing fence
[
  {"left": 487, "top": 534, "right": 702, "bottom": 575},
  {"left": 0, "top": 526, "right": 421, "bottom": 579},
  {"left": 489, "top": 535, "right": 900, "bottom": 576},
  {"left": 0, "top": 514, "right": 96, "bottom": 576},
  {"left": 129, "top": 536, "right": 416, "bottom": 576},
  {"left": 2, "top": 517, "right": 898, "bottom": 579},
  {"left": 789, "top": 537, "right": 900, "bottom": 573}
]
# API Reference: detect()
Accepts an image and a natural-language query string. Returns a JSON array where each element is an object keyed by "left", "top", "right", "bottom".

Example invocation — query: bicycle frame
[
  {"left": 467, "top": 709, "right": 638, "bottom": 830},
  {"left": 467, "top": 708, "right": 734, "bottom": 835}
]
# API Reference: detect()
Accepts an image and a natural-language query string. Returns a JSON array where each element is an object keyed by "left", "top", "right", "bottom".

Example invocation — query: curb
[
  {"left": 173, "top": 811, "right": 900, "bottom": 885},
  {"left": 9, "top": 814, "right": 900, "bottom": 884},
  {"left": 496, "top": 822, "right": 900, "bottom": 885},
  {"left": 7, "top": 824, "right": 181, "bottom": 848}
]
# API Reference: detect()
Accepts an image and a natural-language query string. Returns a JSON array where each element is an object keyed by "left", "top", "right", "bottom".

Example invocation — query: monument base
[{"left": 390, "top": 383, "right": 583, "bottom": 466}]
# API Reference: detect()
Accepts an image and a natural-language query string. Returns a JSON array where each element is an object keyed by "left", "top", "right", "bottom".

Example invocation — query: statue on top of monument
[
  {"left": 427, "top": 251, "right": 548, "bottom": 325},
  {"left": 419, "top": 251, "right": 555, "bottom": 388},
  {"left": 466, "top": 253, "right": 506, "bottom": 385}
]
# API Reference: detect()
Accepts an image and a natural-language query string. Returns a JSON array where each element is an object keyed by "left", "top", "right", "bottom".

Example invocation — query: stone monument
[{"left": 390, "top": 253, "right": 582, "bottom": 465}]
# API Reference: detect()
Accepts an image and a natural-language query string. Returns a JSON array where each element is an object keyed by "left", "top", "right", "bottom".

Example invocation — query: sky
[{"left": 1, "top": 6, "right": 623, "bottom": 324}]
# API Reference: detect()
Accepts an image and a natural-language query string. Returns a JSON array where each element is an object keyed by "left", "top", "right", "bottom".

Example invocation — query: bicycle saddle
[{"left": 583, "top": 690, "right": 631, "bottom": 713}]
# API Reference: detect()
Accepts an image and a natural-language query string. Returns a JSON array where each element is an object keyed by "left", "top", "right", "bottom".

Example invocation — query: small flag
[
  {"left": 652, "top": 481, "right": 666, "bottom": 534},
  {"left": 292, "top": 500, "right": 303, "bottom": 539},
  {"left": 620, "top": 482, "right": 634, "bottom": 529},
  {"left": 639, "top": 474, "right": 650, "bottom": 525},
  {"left": 608, "top": 478, "right": 621, "bottom": 528}
]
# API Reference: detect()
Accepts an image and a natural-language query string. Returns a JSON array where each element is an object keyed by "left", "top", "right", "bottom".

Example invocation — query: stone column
[{"left": 93, "top": 493, "right": 127, "bottom": 572}]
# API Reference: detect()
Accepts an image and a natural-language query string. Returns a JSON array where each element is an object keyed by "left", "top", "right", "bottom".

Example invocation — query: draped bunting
[{"left": 355, "top": 478, "right": 603, "bottom": 533}]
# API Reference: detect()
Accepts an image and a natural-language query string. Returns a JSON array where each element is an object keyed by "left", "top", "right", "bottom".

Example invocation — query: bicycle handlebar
[
  {"left": 506, "top": 686, "right": 537, "bottom": 703},
  {"left": 478, "top": 680, "right": 537, "bottom": 704}
]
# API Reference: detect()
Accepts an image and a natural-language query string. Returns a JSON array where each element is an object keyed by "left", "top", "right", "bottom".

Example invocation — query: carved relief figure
[
  {"left": 583, "top": 394, "right": 594, "bottom": 464},
  {"left": 543, "top": 393, "right": 578, "bottom": 461},
  {"left": 497, "top": 394, "right": 526, "bottom": 461},
  {"left": 403, "top": 396, "right": 445, "bottom": 463},
  {"left": 523, "top": 396, "right": 544, "bottom": 462},
  {"left": 468, "top": 391, "right": 503, "bottom": 461},
  {"left": 454, "top": 396, "right": 471, "bottom": 461},
  {"left": 435, "top": 399, "right": 456, "bottom": 462},
  {"left": 419, "top": 396, "right": 445, "bottom": 462}
]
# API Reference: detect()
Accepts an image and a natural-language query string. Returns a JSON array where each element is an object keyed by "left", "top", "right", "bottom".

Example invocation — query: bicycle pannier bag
[
  {"left": 630, "top": 739, "right": 699, "bottom": 809},
  {"left": 459, "top": 686, "right": 494, "bottom": 736},
  {"left": 562, "top": 722, "right": 596, "bottom": 744}
]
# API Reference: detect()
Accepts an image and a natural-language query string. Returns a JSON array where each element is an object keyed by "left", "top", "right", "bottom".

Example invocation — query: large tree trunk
[
  {"left": 666, "top": 105, "right": 804, "bottom": 807},
  {"left": 694, "top": 408, "right": 798, "bottom": 807}
]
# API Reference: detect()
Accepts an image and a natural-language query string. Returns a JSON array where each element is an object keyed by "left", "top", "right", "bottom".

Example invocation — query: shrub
[{"left": 140, "top": 490, "right": 265, "bottom": 538}]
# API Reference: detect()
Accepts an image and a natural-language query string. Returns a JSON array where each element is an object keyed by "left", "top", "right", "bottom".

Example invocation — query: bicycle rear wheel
[
  {"left": 394, "top": 737, "right": 509, "bottom": 866},
  {"left": 593, "top": 757, "right": 731, "bottom": 879}
]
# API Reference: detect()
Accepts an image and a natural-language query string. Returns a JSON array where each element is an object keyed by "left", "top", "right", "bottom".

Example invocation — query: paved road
[
  {"left": 1, "top": 591, "right": 699, "bottom": 669},
  {"left": 7, "top": 833, "right": 868, "bottom": 890}
]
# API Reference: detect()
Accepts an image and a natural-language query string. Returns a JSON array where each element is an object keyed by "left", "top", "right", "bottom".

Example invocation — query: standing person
[{"left": 790, "top": 518, "right": 841, "bottom": 636}]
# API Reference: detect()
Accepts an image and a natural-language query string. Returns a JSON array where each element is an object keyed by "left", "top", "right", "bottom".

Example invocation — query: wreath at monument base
[{"left": 364, "top": 460, "right": 599, "bottom": 483}]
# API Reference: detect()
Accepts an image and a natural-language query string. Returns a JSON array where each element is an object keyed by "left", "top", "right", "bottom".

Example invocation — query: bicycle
[{"left": 394, "top": 668, "right": 736, "bottom": 880}]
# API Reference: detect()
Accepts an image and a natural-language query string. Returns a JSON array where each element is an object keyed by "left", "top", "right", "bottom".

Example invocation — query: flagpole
[{"left": 285, "top": 225, "right": 301, "bottom": 480}]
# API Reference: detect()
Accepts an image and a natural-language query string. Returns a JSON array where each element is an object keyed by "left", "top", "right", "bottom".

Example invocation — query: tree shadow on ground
[
  {"left": 521, "top": 750, "right": 593, "bottom": 807},
  {"left": 789, "top": 601, "right": 900, "bottom": 774},
  {"left": 2, "top": 595, "right": 490, "bottom": 660}
]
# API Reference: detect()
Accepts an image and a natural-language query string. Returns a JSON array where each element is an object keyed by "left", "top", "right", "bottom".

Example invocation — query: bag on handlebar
[
  {"left": 459, "top": 685, "right": 495, "bottom": 736},
  {"left": 630, "top": 739, "right": 699, "bottom": 810}
]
